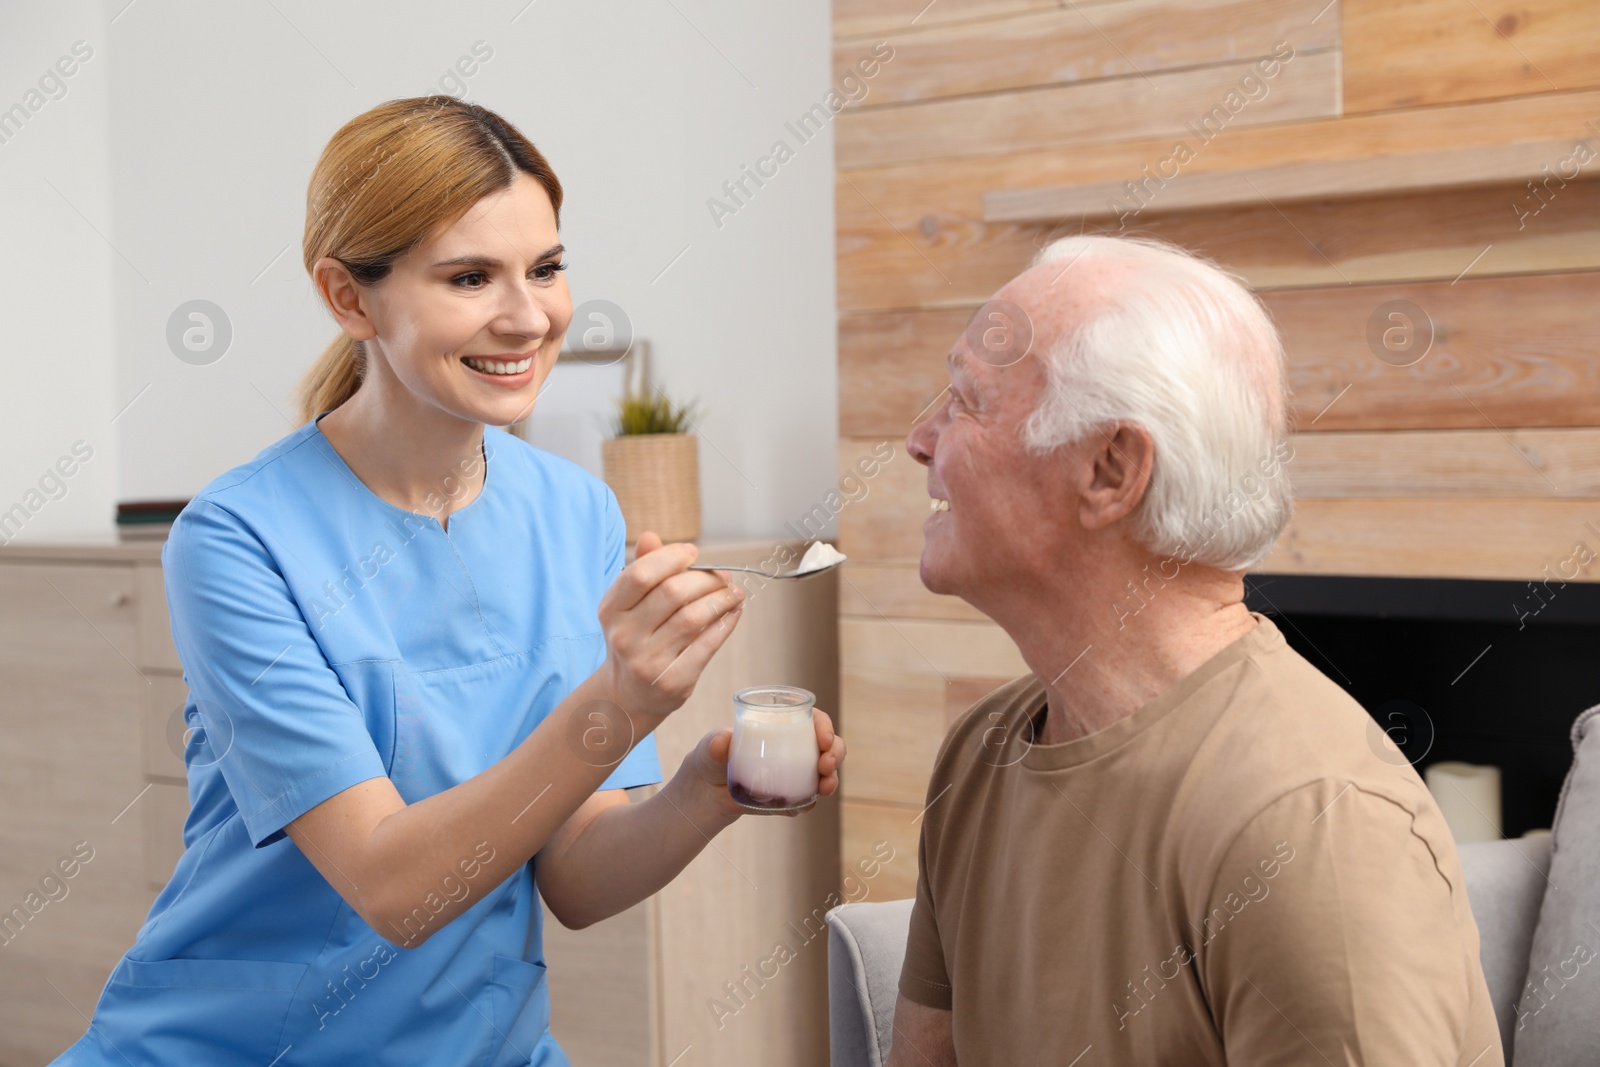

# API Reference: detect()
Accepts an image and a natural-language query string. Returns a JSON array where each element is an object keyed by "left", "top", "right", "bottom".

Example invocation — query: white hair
[{"left": 1021, "top": 235, "right": 1293, "bottom": 571}]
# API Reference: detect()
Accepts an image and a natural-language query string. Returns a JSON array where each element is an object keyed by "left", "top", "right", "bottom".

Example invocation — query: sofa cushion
[
  {"left": 1459, "top": 834, "right": 1551, "bottom": 1056},
  {"left": 1511, "top": 703, "right": 1600, "bottom": 1066}
]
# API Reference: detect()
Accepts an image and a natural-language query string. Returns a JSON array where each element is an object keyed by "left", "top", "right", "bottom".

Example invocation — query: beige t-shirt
[{"left": 898, "top": 613, "right": 1502, "bottom": 1065}]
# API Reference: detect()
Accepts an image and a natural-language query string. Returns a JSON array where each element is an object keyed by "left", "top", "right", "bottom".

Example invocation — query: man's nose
[{"left": 906, "top": 410, "right": 935, "bottom": 467}]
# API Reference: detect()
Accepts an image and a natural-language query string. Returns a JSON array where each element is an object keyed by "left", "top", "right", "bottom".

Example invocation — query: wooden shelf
[{"left": 983, "top": 136, "right": 1597, "bottom": 223}]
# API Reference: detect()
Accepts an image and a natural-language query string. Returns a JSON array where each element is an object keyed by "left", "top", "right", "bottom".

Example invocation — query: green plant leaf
[{"left": 611, "top": 387, "right": 702, "bottom": 436}]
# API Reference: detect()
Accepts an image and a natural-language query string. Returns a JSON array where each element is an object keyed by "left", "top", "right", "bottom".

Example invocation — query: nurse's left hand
[{"left": 688, "top": 709, "right": 847, "bottom": 820}]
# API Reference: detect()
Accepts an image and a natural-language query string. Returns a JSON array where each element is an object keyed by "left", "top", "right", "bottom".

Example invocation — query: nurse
[{"left": 54, "top": 95, "right": 847, "bottom": 1066}]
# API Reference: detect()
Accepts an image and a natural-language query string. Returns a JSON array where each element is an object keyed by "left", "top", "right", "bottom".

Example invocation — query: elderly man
[{"left": 887, "top": 235, "right": 1500, "bottom": 1065}]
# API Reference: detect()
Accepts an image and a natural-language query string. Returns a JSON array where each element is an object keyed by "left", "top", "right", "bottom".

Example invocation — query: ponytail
[{"left": 296, "top": 334, "right": 365, "bottom": 425}]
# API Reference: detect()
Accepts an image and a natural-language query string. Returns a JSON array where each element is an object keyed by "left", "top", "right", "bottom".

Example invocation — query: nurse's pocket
[
  {"left": 97, "top": 955, "right": 307, "bottom": 1065},
  {"left": 485, "top": 954, "right": 552, "bottom": 1067}
]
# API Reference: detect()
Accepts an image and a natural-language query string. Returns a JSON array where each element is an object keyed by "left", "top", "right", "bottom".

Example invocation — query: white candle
[
  {"left": 729, "top": 708, "right": 820, "bottom": 810},
  {"left": 1425, "top": 761, "right": 1502, "bottom": 843}
]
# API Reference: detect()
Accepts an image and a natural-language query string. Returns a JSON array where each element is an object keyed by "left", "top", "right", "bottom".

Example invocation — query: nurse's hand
[
  {"left": 596, "top": 530, "right": 746, "bottom": 723},
  {"left": 685, "top": 708, "right": 847, "bottom": 820}
]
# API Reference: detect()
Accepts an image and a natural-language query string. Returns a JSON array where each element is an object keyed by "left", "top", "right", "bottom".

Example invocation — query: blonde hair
[{"left": 296, "top": 96, "right": 563, "bottom": 424}]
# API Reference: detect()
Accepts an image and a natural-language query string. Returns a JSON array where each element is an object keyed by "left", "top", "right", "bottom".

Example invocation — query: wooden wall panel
[
  {"left": 1107, "top": 181, "right": 1600, "bottom": 291},
  {"left": 838, "top": 439, "right": 931, "bottom": 564},
  {"left": 839, "top": 673, "right": 1020, "bottom": 898},
  {"left": 837, "top": 49, "right": 1339, "bottom": 168},
  {"left": 835, "top": 0, "right": 1128, "bottom": 39},
  {"left": 839, "top": 178, "right": 1600, "bottom": 312},
  {"left": 836, "top": 89, "right": 1600, "bottom": 311},
  {"left": 1281, "top": 430, "right": 1600, "bottom": 498},
  {"left": 841, "top": 800, "right": 922, "bottom": 902},
  {"left": 839, "top": 86, "right": 1600, "bottom": 189},
  {"left": 984, "top": 137, "right": 1596, "bottom": 223},
  {"left": 840, "top": 561, "right": 988, "bottom": 622},
  {"left": 1262, "top": 500, "right": 1600, "bottom": 580},
  {"left": 841, "top": 617, "right": 1029, "bottom": 677},
  {"left": 839, "top": 308, "right": 969, "bottom": 438},
  {"left": 840, "top": 0, "right": 1337, "bottom": 106},
  {"left": 842, "top": 669, "right": 949, "bottom": 804},
  {"left": 840, "top": 667, "right": 1019, "bottom": 802},
  {"left": 1268, "top": 271, "right": 1600, "bottom": 430},
  {"left": 1343, "top": 0, "right": 1600, "bottom": 113}
]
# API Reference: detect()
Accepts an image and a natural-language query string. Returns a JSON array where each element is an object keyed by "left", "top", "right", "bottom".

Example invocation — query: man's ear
[
  {"left": 1077, "top": 423, "right": 1155, "bottom": 531},
  {"left": 312, "top": 256, "right": 379, "bottom": 342}
]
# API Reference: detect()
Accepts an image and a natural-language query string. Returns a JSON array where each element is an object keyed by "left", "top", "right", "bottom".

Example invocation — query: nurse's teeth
[
  {"left": 464, "top": 356, "right": 532, "bottom": 375},
  {"left": 930, "top": 498, "right": 949, "bottom": 512}
]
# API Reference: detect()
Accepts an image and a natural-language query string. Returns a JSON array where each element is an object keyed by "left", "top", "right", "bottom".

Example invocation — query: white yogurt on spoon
[{"left": 790, "top": 541, "right": 846, "bottom": 576}]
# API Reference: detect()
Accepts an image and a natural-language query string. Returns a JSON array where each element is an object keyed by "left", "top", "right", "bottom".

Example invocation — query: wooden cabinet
[
  {"left": 0, "top": 543, "right": 181, "bottom": 1067},
  {"left": 0, "top": 538, "right": 840, "bottom": 1067}
]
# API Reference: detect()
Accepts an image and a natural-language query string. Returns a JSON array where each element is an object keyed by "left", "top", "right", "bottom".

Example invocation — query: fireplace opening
[{"left": 1243, "top": 573, "right": 1600, "bottom": 838}]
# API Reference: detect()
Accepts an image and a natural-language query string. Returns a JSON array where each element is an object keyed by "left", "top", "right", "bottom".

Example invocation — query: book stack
[{"left": 115, "top": 500, "right": 189, "bottom": 542}]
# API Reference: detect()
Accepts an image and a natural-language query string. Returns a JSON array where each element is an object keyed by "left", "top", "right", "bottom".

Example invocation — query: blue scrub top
[{"left": 54, "top": 415, "right": 661, "bottom": 1067}]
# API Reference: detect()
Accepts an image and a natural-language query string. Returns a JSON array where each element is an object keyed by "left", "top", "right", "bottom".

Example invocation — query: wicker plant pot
[{"left": 601, "top": 433, "right": 701, "bottom": 545}]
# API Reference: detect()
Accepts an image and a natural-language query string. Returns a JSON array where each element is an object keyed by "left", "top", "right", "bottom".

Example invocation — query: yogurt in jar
[{"left": 728, "top": 705, "right": 820, "bottom": 811}]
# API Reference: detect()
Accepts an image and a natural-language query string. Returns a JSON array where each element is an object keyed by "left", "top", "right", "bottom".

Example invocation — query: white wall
[
  {"left": 1, "top": 0, "right": 839, "bottom": 542},
  {"left": 0, "top": 2, "right": 117, "bottom": 543}
]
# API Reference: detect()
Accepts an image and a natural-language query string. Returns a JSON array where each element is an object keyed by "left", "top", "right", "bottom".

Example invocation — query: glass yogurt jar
[{"left": 727, "top": 685, "right": 821, "bottom": 812}]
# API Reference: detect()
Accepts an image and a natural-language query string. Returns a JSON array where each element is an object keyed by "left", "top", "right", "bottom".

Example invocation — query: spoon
[{"left": 687, "top": 556, "right": 847, "bottom": 580}]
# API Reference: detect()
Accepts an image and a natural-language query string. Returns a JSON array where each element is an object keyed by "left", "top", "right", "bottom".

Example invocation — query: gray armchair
[
  {"left": 827, "top": 705, "right": 1600, "bottom": 1066},
  {"left": 827, "top": 897, "right": 915, "bottom": 1066}
]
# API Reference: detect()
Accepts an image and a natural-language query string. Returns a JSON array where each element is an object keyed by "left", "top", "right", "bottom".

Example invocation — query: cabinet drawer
[
  {"left": 135, "top": 562, "right": 181, "bottom": 672},
  {"left": 0, "top": 561, "right": 138, "bottom": 671},
  {"left": 141, "top": 673, "right": 191, "bottom": 780},
  {"left": 142, "top": 781, "right": 190, "bottom": 890}
]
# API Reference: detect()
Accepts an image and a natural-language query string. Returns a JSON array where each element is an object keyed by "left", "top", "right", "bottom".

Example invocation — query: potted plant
[{"left": 601, "top": 387, "right": 703, "bottom": 545}]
